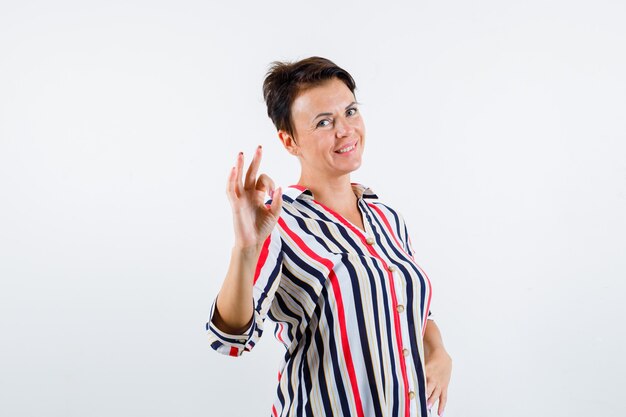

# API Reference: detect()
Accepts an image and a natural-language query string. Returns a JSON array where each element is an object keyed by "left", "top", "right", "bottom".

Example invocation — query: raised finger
[
  {"left": 234, "top": 151, "right": 244, "bottom": 196},
  {"left": 244, "top": 145, "right": 262, "bottom": 189}
]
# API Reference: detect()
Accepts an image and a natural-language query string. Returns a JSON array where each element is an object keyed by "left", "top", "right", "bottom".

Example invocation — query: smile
[{"left": 335, "top": 140, "right": 358, "bottom": 154}]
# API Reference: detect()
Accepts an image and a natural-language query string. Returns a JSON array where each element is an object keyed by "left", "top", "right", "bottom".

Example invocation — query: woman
[{"left": 206, "top": 57, "right": 452, "bottom": 417}]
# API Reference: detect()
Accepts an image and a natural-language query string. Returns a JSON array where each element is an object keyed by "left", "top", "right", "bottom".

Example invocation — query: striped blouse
[{"left": 206, "top": 183, "right": 434, "bottom": 417}]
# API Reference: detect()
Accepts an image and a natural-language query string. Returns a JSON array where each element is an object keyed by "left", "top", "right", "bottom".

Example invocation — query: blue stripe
[{"left": 206, "top": 183, "right": 434, "bottom": 417}]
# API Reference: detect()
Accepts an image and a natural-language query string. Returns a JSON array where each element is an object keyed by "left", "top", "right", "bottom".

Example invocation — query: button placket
[
  {"left": 406, "top": 374, "right": 419, "bottom": 417},
  {"left": 388, "top": 261, "right": 419, "bottom": 413},
  {"left": 404, "top": 356, "right": 420, "bottom": 414},
  {"left": 360, "top": 206, "right": 419, "bottom": 415}
]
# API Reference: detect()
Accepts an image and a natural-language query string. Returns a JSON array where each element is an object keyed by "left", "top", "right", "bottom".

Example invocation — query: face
[{"left": 278, "top": 77, "right": 365, "bottom": 181}]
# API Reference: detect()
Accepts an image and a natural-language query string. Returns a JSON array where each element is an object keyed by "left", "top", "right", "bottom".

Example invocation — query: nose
[{"left": 335, "top": 116, "right": 355, "bottom": 137}]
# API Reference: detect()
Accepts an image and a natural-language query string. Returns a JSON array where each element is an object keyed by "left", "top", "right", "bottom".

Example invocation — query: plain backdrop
[{"left": 1, "top": 1, "right": 625, "bottom": 416}]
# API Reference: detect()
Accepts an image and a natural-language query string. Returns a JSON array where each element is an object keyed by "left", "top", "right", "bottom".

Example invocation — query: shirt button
[
  {"left": 408, "top": 391, "right": 416, "bottom": 400},
  {"left": 403, "top": 348, "right": 410, "bottom": 357},
  {"left": 365, "top": 237, "right": 375, "bottom": 245},
  {"left": 396, "top": 304, "right": 405, "bottom": 313},
  {"left": 387, "top": 264, "right": 398, "bottom": 272}
]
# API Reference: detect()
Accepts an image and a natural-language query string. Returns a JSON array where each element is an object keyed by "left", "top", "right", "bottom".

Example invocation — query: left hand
[{"left": 425, "top": 347, "right": 452, "bottom": 416}]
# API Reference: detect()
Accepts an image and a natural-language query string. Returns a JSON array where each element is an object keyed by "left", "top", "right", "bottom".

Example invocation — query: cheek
[
  {"left": 303, "top": 134, "right": 333, "bottom": 156},
  {"left": 352, "top": 118, "right": 365, "bottom": 132}
]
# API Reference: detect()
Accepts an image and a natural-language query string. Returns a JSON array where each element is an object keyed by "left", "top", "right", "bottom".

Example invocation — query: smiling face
[{"left": 278, "top": 77, "right": 365, "bottom": 182}]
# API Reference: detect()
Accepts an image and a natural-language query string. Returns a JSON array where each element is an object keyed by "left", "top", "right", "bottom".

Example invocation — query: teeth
[{"left": 337, "top": 143, "right": 356, "bottom": 153}]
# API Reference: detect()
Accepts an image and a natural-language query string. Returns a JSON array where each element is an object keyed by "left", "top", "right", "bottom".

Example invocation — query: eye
[
  {"left": 316, "top": 119, "right": 332, "bottom": 128},
  {"left": 346, "top": 107, "right": 358, "bottom": 117}
]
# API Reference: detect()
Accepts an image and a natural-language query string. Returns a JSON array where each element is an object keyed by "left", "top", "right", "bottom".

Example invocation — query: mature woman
[{"left": 206, "top": 57, "right": 452, "bottom": 417}]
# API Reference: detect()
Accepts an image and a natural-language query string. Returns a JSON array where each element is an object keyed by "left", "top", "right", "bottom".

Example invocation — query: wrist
[{"left": 232, "top": 243, "right": 262, "bottom": 258}]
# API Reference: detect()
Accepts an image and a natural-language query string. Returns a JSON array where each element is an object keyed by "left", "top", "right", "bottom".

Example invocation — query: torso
[{"left": 207, "top": 183, "right": 435, "bottom": 417}]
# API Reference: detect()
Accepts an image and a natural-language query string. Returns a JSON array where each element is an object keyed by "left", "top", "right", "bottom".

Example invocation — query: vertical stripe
[
  {"left": 279, "top": 217, "right": 365, "bottom": 417},
  {"left": 205, "top": 183, "right": 437, "bottom": 417}
]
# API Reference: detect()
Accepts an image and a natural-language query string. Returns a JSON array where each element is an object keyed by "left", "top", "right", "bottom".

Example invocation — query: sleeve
[
  {"left": 205, "top": 224, "right": 284, "bottom": 357},
  {"left": 397, "top": 211, "right": 434, "bottom": 322}
]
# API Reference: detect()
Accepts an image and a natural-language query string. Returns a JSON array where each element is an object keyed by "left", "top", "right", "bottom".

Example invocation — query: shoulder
[
  {"left": 353, "top": 183, "right": 403, "bottom": 221},
  {"left": 367, "top": 201, "right": 405, "bottom": 230},
  {"left": 356, "top": 184, "right": 410, "bottom": 234}
]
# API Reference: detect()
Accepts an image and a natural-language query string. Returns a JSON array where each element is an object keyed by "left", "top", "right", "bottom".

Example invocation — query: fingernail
[
  {"left": 427, "top": 402, "right": 432, "bottom": 409},
  {"left": 238, "top": 151, "right": 243, "bottom": 156},
  {"left": 258, "top": 144, "right": 262, "bottom": 149},
  {"left": 269, "top": 189, "right": 274, "bottom": 198}
]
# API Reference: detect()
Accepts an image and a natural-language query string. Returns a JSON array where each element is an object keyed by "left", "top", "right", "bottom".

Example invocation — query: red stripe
[
  {"left": 278, "top": 217, "right": 365, "bottom": 417},
  {"left": 228, "top": 346, "right": 238, "bottom": 357},
  {"left": 277, "top": 323, "right": 285, "bottom": 344},
  {"left": 368, "top": 203, "right": 434, "bottom": 335},
  {"left": 386, "top": 267, "right": 411, "bottom": 416},
  {"left": 272, "top": 404, "right": 278, "bottom": 417},
  {"left": 310, "top": 200, "right": 369, "bottom": 246},
  {"left": 253, "top": 232, "right": 273, "bottom": 284},
  {"left": 367, "top": 203, "right": 406, "bottom": 255},
  {"left": 291, "top": 198, "right": 417, "bottom": 415},
  {"left": 317, "top": 200, "right": 410, "bottom": 416}
]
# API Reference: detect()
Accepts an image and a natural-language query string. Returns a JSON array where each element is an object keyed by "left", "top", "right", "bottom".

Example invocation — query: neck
[{"left": 297, "top": 172, "right": 357, "bottom": 210}]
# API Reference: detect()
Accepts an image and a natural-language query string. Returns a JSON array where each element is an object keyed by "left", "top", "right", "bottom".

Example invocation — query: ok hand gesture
[{"left": 226, "top": 145, "right": 283, "bottom": 250}]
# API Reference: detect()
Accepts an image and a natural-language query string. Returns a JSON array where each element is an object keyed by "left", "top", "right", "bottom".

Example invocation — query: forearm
[
  {"left": 212, "top": 244, "right": 262, "bottom": 334},
  {"left": 423, "top": 319, "right": 447, "bottom": 358}
]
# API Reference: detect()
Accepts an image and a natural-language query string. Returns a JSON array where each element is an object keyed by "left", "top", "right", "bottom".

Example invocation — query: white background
[{"left": 1, "top": 1, "right": 625, "bottom": 416}]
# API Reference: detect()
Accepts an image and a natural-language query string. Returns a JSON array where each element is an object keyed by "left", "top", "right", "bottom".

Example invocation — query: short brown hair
[{"left": 262, "top": 56, "right": 357, "bottom": 138}]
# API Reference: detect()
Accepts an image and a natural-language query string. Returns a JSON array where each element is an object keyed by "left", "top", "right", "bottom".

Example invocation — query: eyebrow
[{"left": 312, "top": 101, "right": 359, "bottom": 122}]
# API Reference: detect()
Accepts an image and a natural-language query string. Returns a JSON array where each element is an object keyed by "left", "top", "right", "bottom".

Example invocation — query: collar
[{"left": 283, "top": 182, "right": 379, "bottom": 202}]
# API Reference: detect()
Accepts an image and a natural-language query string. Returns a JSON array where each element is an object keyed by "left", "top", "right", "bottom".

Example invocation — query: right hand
[{"left": 226, "top": 145, "right": 283, "bottom": 250}]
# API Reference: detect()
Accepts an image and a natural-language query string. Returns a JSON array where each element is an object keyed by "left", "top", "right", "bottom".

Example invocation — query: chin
[{"left": 341, "top": 160, "right": 363, "bottom": 174}]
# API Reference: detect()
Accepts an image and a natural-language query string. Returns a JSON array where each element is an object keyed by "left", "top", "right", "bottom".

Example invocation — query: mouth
[{"left": 334, "top": 139, "right": 359, "bottom": 155}]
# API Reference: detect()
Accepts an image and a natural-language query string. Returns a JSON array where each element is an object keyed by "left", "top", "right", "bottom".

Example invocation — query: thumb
[{"left": 268, "top": 186, "right": 283, "bottom": 218}]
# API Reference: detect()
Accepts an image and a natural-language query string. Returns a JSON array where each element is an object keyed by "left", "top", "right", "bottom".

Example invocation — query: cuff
[{"left": 205, "top": 298, "right": 256, "bottom": 357}]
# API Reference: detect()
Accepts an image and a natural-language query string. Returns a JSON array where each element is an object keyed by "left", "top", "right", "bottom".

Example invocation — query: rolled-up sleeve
[
  {"left": 205, "top": 225, "right": 284, "bottom": 357},
  {"left": 205, "top": 298, "right": 257, "bottom": 356}
]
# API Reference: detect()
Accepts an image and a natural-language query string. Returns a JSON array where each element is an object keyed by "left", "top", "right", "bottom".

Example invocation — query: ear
[{"left": 278, "top": 130, "right": 299, "bottom": 156}]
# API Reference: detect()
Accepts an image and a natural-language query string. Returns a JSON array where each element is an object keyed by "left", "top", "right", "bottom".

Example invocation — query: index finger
[{"left": 244, "top": 145, "right": 262, "bottom": 189}]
